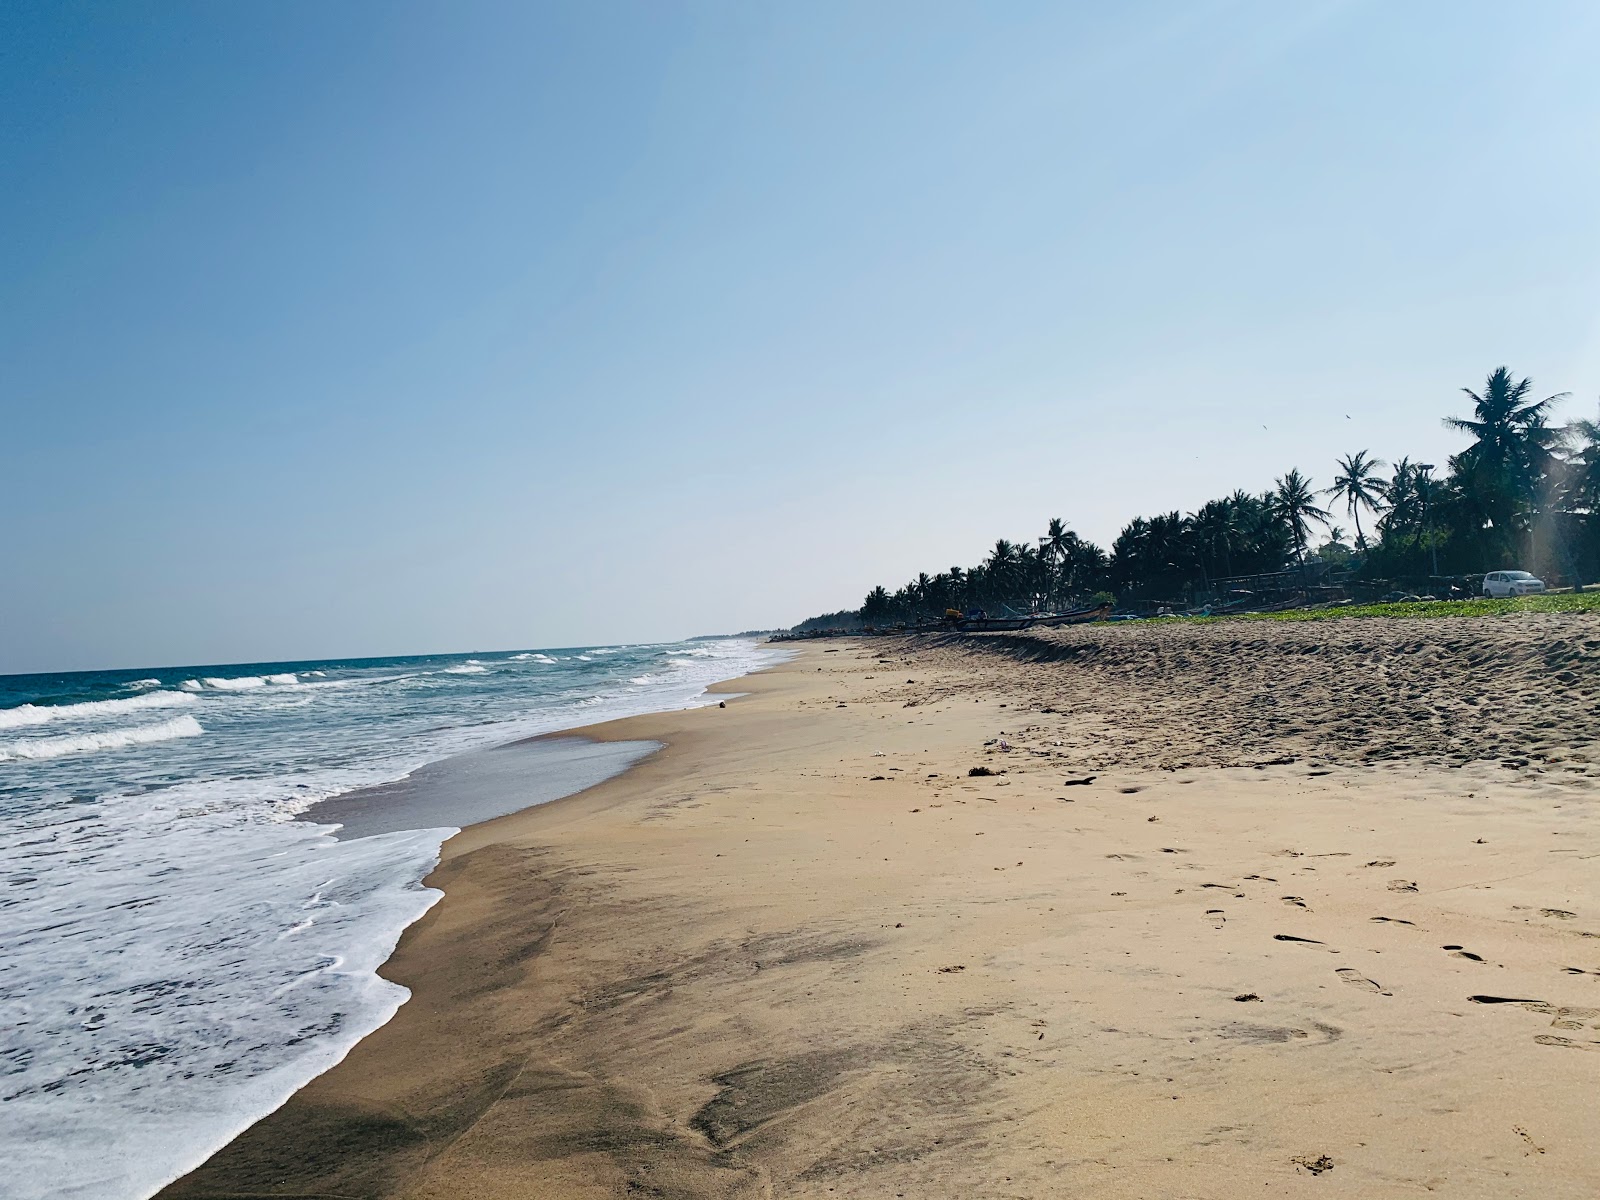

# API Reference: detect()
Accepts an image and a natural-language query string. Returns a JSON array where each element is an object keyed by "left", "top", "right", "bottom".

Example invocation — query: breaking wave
[
  {"left": 0, "top": 715, "right": 205, "bottom": 761},
  {"left": 0, "top": 690, "right": 196, "bottom": 730},
  {"left": 180, "top": 674, "right": 297, "bottom": 691}
]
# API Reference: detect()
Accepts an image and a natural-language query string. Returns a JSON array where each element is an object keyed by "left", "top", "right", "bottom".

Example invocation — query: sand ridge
[{"left": 161, "top": 619, "right": 1600, "bottom": 1199}]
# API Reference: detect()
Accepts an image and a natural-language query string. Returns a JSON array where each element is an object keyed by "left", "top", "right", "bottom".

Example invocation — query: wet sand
[
  {"left": 303, "top": 736, "right": 661, "bottom": 839},
  {"left": 161, "top": 617, "right": 1600, "bottom": 1198}
]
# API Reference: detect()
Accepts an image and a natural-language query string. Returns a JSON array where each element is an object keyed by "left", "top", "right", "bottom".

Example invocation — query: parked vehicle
[{"left": 1482, "top": 571, "right": 1546, "bottom": 597}]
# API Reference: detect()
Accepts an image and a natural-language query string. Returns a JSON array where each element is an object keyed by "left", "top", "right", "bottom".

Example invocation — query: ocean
[{"left": 0, "top": 638, "right": 778, "bottom": 1200}]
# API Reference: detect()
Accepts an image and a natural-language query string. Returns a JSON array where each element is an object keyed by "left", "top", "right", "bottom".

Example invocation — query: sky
[{"left": 5, "top": 0, "right": 1600, "bottom": 672}]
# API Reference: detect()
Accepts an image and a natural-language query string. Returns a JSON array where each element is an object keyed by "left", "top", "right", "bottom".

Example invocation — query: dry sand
[{"left": 162, "top": 615, "right": 1600, "bottom": 1199}]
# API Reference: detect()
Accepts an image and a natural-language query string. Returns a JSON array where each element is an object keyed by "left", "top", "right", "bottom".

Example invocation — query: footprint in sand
[
  {"left": 1336, "top": 967, "right": 1391, "bottom": 996},
  {"left": 1387, "top": 880, "right": 1419, "bottom": 893},
  {"left": 1541, "top": 908, "right": 1577, "bottom": 920},
  {"left": 1206, "top": 909, "right": 1226, "bottom": 929},
  {"left": 1442, "top": 945, "right": 1486, "bottom": 963},
  {"left": 1535, "top": 1034, "right": 1600, "bottom": 1051},
  {"left": 1370, "top": 916, "right": 1416, "bottom": 926},
  {"left": 1282, "top": 896, "right": 1310, "bottom": 910}
]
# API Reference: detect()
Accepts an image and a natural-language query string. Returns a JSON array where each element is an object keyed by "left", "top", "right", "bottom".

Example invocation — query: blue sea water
[{"left": 0, "top": 639, "right": 777, "bottom": 1200}]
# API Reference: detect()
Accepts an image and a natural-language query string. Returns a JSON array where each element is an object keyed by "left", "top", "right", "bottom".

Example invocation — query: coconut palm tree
[
  {"left": 1189, "top": 498, "right": 1241, "bottom": 584},
  {"left": 1325, "top": 451, "right": 1388, "bottom": 551},
  {"left": 1445, "top": 367, "right": 1567, "bottom": 558},
  {"left": 1274, "top": 469, "right": 1330, "bottom": 582},
  {"left": 1040, "top": 518, "right": 1075, "bottom": 607}
]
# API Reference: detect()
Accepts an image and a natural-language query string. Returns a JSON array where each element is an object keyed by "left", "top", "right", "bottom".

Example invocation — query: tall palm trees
[
  {"left": 804, "top": 366, "right": 1600, "bottom": 634},
  {"left": 1040, "top": 518, "right": 1074, "bottom": 607},
  {"left": 1273, "top": 469, "right": 1330, "bottom": 580},
  {"left": 1445, "top": 367, "right": 1567, "bottom": 560},
  {"left": 1325, "top": 451, "right": 1387, "bottom": 550},
  {"left": 1189, "top": 497, "right": 1242, "bottom": 581}
]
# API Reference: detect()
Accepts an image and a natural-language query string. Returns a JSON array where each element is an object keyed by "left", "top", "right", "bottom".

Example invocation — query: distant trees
[{"left": 794, "top": 365, "right": 1600, "bottom": 629}]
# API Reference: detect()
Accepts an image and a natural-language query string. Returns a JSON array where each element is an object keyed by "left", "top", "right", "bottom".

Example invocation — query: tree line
[{"left": 795, "top": 367, "right": 1600, "bottom": 629}]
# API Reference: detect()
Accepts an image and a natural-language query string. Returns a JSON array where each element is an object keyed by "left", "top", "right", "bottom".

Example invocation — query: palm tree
[
  {"left": 1325, "top": 451, "right": 1388, "bottom": 551},
  {"left": 1563, "top": 405, "right": 1600, "bottom": 526},
  {"left": 986, "top": 539, "right": 1025, "bottom": 611},
  {"left": 1274, "top": 469, "right": 1330, "bottom": 582},
  {"left": 1040, "top": 518, "right": 1074, "bottom": 607},
  {"left": 1189, "top": 498, "right": 1241, "bottom": 585},
  {"left": 1445, "top": 367, "right": 1567, "bottom": 558}
]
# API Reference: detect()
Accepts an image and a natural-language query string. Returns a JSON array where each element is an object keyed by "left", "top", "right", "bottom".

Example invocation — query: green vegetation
[
  {"left": 1216, "top": 592, "right": 1600, "bottom": 623},
  {"left": 800, "top": 365, "right": 1600, "bottom": 629}
]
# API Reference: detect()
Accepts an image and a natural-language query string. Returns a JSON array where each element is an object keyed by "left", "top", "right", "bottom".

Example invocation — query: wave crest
[
  {"left": 0, "top": 691, "right": 196, "bottom": 730},
  {"left": 0, "top": 715, "right": 205, "bottom": 761}
]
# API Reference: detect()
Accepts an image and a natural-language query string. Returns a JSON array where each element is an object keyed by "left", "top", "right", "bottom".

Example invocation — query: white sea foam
[
  {"left": 0, "top": 690, "right": 196, "bottom": 730},
  {"left": 0, "top": 638, "right": 785, "bottom": 1200},
  {"left": 0, "top": 783, "right": 447, "bottom": 1200},
  {"left": 628, "top": 675, "right": 653, "bottom": 685},
  {"left": 0, "top": 715, "right": 204, "bottom": 761},
  {"left": 264, "top": 673, "right": 298, "bottom": 685},
  {"left": 121, "top": 678, "right": 163, "bottom": 690},
  {"left": 442, "top": 664, "right": 488, "bottom": 675},
  {"left": 512, "top": 652, "right": 557, "bottom": 664}
]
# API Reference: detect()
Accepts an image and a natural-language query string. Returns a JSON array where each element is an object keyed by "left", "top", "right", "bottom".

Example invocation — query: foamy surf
[
  {"left": 0, "top": 714, "right": 204, "bottom": 760},
  {"left": 0, "top": 638, "right": 782, "bottom": 1200},
  {"left": 0, "top": 688, "right": 195, "bottom": 729}
]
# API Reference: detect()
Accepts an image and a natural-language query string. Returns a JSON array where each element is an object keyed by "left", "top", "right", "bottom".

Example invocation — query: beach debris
[
  {"left": 1274, "top": 934, "right": 1325, "bottom": 945},
  {"left": 1291, "top": 1153, "right": 1334, "bottom": 1175},
  {"left": 968, "top": 766, "right": 999, "bottom": 777},
  {"left": 718, "top": 701, "right": 726, "bottom": 708},
  {"left": 1234, "top": 993, "right": 1262, "bottom": 1002},
  {"left": 937, "top": 964, "right": 966, "bottom": 973},
  {"left": 872, "top": 751, "right": 886, "bottom": 756},
  {"left": 1062, "top": 776, "right": 1096, "bottom": 786}
]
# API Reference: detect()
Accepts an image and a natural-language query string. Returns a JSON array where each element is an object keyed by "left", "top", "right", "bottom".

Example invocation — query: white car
[{"left": 1482, "top": 570, "right": 1546, "bottom": 597}]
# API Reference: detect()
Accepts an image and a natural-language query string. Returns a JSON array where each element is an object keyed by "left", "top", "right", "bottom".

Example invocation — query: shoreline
[
  {"left": 157, "top": 662, "right": 787, "bottom": 1199},
  {"left": 161, "top": 626, "right": 1600, "bottom": 1198}
]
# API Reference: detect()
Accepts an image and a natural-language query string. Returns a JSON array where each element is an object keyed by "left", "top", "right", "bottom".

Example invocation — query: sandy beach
[{"left": 162, "top": 616, "right": 1600, "bottom": 1199}]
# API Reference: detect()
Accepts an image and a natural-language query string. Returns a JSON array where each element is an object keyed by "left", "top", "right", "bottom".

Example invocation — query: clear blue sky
[{"left": 5, "top": 1, "right": 1599, "bottom": 672}]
